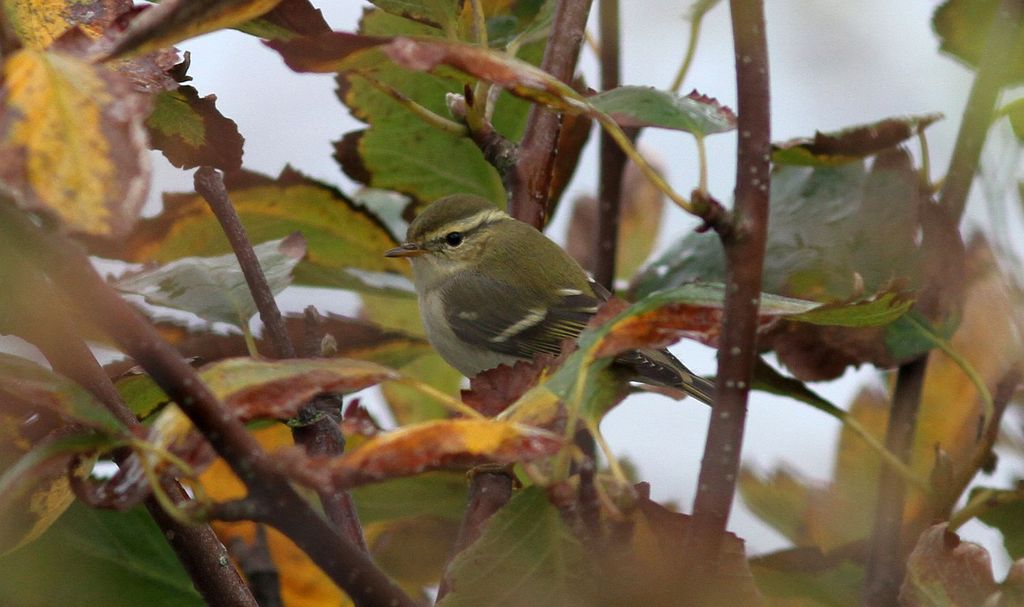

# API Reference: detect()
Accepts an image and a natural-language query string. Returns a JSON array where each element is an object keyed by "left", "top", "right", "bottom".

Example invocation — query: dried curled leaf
[
  {"left": 326, "top": 419, "right": 563, "bottom": 489},
  {"left": 0, "top": 49, "right": 150, "bottom": 237}
]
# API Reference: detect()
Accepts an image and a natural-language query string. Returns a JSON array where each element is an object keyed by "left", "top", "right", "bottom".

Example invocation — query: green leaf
[
  {"left": 933, "top": 0, "right": 1024, "bottom": 83},
  {"left": 146, "top": 85, "right": 244, "bottom": 171},
  {"left": 739, "top": 467, "right": 813, "bottom": 545},
  {"left": 437, "top": 486, "right": 591, "bottom": 607},
  {"left": 970, "top": 487, "right": 1024, "bottom": 560},
  {"left": 788, "top": 291, "right": 913, "bottom": 327},
  {"left": 751, "top": 554, "right": 862, "bottom": 607},
  {"left": 334, "top": 11, "right": 509, "bottom": 207},
  {"left": 350, "top": 471, "right": 468, "bottom": 523},
  {"left": 0, "top": 502, "right": 204, "bottom": 607},
  {"left": 116, "top": 234, "right": 305, "bottom": 328},
  {"left": 86, "top": 167, "right": 410, "bottom": 297},
  {"left": 1003, "top": 98, "right": 1024, "bottom": 141},
  {"left": 366, "top": 0, "right": 461, "bottom": 30},
  {"left": 634, "top": 155, "right": 922, "bottom": 301},
  {"left": 589, "top": 86, "right": 736, "bottom": 136}
]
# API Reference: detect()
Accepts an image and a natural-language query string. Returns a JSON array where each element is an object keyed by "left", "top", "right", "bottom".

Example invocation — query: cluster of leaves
[{"left": 0, "top": 0, "right": 1023, "bottom": 606}]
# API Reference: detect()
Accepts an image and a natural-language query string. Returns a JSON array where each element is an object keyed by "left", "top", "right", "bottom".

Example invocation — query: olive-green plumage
[{"left": 386, "top": 194, "right": 714, "bottom": 404}]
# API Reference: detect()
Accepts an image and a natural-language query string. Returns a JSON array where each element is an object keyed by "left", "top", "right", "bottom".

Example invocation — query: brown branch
[
  {"left": 594, "top": 0, "right": 627, "bottom": 289},
  {"left": 194, "top": 167, "right": 295, "bottom": 359},
  {"left": 230, "top": 525, "right": 284, "bottom": 607},
  {"left": 4, "top": 260, "right": 258, "bottom": 607},
  {"left": 436, "top": 466, "right": 514, "bottom": 602},
  {"left": 296, "top": 307, "right": 369, "bottom": 552},
  {"left": 0, "top": 206, "right": 414, "bottom": 607},
  {"left": 684, "top": 0, "right": 771, "bottom": 573},
  {"left": 506, "top": 0, "right": 594, "bottom": 227},
  {"left": 195, "top": 170, "right": 368, "bottom": 552},
  {"left": 937, "top": 0, "right": 1024, "bottom": 220},
  {"left": 863, "top": 357, "right": 928, "bottom": 607}
]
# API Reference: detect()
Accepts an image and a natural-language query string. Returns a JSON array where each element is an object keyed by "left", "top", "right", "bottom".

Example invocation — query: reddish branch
[
  {"left": 863, "top": 2, "right": 1024, "bottom": 603},
  {"left": 594, "top": 0, "right": 627, "bottom": 289},
  {"left": 1, "top": 206, "right": 414, "bottom": 607},
  {"left": 194, "top": 167, "right": 294, "bottom": 359},
  {"left": 195, "top": 168, "right": 368, "bottom": 552},
  {"left": 5, "top": 260, "right": 258, "bottom": 607},
  {"left": 684, "top": 0, "right": 771, "bottom": 572},
  {"left": 507, "top": 0, "right": 593, "bottom": 227},
  {"left": 436, "top": 467, "right": 515, "bottom": 602}
]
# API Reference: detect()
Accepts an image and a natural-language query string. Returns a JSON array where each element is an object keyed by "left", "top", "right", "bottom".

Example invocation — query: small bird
[{"left": 385, "top": 194, "right": 714, "bottom": 404}]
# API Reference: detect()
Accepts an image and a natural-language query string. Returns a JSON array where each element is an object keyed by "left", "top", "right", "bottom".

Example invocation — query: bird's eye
[{"left": 445, "top": 232, "right": 463, "bottom": 247}]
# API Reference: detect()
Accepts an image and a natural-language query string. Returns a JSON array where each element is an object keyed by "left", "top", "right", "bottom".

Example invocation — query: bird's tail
[{"left": 620, "top": 348, "right": 715, "bottom": 406}]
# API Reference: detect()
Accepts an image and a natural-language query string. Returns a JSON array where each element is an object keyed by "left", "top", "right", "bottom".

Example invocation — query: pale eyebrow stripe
[{"left": 422, "top": 209, "right": 507, "bottom": 241}]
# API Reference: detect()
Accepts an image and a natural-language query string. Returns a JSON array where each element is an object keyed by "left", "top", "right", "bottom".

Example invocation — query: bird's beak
[{"left": 384, "top": 242, "right": 426, "bottom": 258}]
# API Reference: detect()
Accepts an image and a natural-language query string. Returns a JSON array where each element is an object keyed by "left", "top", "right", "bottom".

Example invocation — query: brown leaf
[
  {"left": 265, "top": 31, "right": 391, "bottom": 72},
  {"left": 105, "top": 0, "right": 285, "bottom": 58},
  {"left": 900, "top": 524, "right": 999, "bottom": 606},
  {"left": 245, "top": 0, "right": 331, "bottom": 38},
  {"left": 599, "top": 483, "right": 764, "bottom": 606},
  {"left": 772, "top": 114, "right": 943, "bottom": 165},
  {"left": 461, "top": 355, "right": 559, "bottom": 417},
  {"left": 325, "top": 419, "right": 563, "bottom": 489},
  {"left": 201, "top": 358, "right": 397, "bottom": 421},
  {"left": 146, "top": 85, "right": 244, "bottom": 171}
]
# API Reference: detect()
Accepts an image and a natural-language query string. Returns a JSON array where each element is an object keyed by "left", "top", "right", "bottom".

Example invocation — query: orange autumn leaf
[{"left": 327, "top": 419, "right": 562, "bottom": 488}]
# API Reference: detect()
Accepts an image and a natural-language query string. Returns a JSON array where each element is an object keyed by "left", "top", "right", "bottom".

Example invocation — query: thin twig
[
  {"left": 862, "top": 356, "right": 928, "bottom": 607},
  {"left": 195, "top": 169, "right": 369, "bottom": 553},
  {"left": 0, "top": 205, "right": 414, "bottom": 607},
  {"left": 683, "top": 0, "right": 771, "bottom": 576},
  {"left": 194, "top": 167, "right": 295, "bottom": 359},
  {"left": 506, "top": 0, "right": 594, "bottom": 227},
  {"left": 937, "top": 0, "right": 1024, "bottom": 219},
  {"left": 594, "top": 0, "right": 627, "bottom": 290},
  {"left": 436, "top": 466, "right": 514, "bottom": 603}
]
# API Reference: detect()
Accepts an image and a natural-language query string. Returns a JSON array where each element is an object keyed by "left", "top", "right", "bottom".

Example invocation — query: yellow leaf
[
  {"left": 0, "top": 49, "right": 149, "bottom": 237},
  {"left": 2, "top": 0, "right": 76, "bottom": 49}
]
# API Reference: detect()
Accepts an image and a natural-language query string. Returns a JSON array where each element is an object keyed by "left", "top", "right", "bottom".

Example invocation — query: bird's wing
[{"left": 444, "top": 274, "right": 601, "bottom": 359}]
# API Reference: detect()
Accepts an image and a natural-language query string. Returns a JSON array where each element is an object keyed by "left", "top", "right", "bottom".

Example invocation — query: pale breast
[{"left": 419, "top": 289, "right": 517, "bottom": 377}]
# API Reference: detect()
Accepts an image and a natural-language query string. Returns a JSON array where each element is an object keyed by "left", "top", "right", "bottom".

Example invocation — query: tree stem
[
  {"left": 506, "top": 0, "right": 594, "bottom": 227},
  {"left": 684, "top": 0, "right": 771, "bottom": 575},
  {"left": 594, "top": 0, "right": 627, "bottom": 289},
  {"left": 862, "top": 357, "right": 928, "bottom": 607}
]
